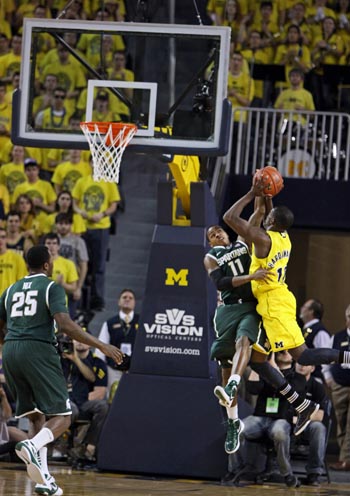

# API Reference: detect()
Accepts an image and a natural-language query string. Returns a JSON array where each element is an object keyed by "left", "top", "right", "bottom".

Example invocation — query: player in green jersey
[
  {"left": 204, "top": 198, "right": 271, "bottom": 457},
  {"left": 0, "top": 245, "right": 123, "bottom": 496}
]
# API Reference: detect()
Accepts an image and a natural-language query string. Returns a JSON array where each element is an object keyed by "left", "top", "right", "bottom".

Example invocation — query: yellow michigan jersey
[{"left": 250, "top": 230, "right": 305, "bottom": 353}]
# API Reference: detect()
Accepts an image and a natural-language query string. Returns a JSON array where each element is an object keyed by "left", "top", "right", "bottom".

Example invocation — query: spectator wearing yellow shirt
[
  {"left": 14, "top": 194, "right": 41, "bottom": 243},
  {"left": 228, "top": 51, "right": 255, "bottom": 123},
  {"left": 0, "top": 145, "right": 26, "bottom": 203},
  {"left": 285, "top": 3, "right": 312, "bottom": 46},
  {"left": 106, "top": 51, "right": 135, "bottom": 121},
  {"left": 72, "top": 163, "right": 120, "bottom": 311},
  {"left": 43, "top": 190, "right": 87, "bottom": 237},
  {"left": 241, "top": 30, "right": 271, "bottom": 106},
  {"left": 0, "top": 81, "right": 12, "bottom": 153},
  {"left": 311, "top": 16, "right": 345, "bottom": 109},
  {"left": 0, "top": 227, "right": 27, "bottom": 295},
  {"left": 0, "top": 184, "right": 10, "bottom": 224},
  {"left": 0, "top": 34, "right": 22, "bottom": 87},
  {"left": 11, "top": 159, "right": 57, "bottom": 234},
  {"left": 51, "top": 150, "right": 91, "bottom": 195},
  {"left": 44, "top": 232, "right": 79, "bottom": 319},
  {"left": 274, "top": 24, "right": 312, "bottom": 91},
  {"left": 306, "top": 0, "right": 336, "bottom": 40}
]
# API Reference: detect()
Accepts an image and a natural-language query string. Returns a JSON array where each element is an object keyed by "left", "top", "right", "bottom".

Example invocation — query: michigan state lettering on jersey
[
  {"left": 207, "top": 240, "right": 255, "bottom": 304},
  {"left": 1, "top": 274, "right": 68, "bottom": 342}
]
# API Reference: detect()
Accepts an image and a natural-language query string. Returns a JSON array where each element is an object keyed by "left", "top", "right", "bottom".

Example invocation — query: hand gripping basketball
[{"left": 254, "top": 166, "right": 284, "bottom": 198}]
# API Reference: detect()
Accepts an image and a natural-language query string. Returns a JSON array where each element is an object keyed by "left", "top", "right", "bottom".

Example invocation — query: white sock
[
  {"left": 31, "top": 428, "right": 54, "bottom": 452},
  {"left": 228, "top": 374, "right": 241, "bottom": 385},
  {"left": 39, "top": 447, "right": 49, "bottom": 475},
  {"left": 226, "top": 404, "right": 238, "bottom": 420}
]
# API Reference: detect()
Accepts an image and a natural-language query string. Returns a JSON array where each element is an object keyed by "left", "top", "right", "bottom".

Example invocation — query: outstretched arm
[
  {"left": 204, "top": 253, "right": 271, "bottom": 290},
  {"left": 223, "top": 178, "right": 271, "bottom": 256}
]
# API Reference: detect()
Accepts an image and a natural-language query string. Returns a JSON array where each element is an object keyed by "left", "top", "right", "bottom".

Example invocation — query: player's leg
[
  {"left": 289, "top": 342, "right": 350, "bottom": 366},
  {"left": 250, "top": 346, "right": 319, "bottom": 436},
  {"left": 214, "top": 303, "right": 259, "bottom": 408}
]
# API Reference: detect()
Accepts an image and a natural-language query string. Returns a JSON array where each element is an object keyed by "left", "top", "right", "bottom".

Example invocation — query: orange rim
[{"left": 81, "top": 121, "right": 137, "bottom": 137}]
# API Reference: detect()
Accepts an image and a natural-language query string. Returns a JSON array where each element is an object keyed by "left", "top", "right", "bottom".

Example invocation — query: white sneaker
[
  {"left": 35, "top": 475, "right": 63, "bottom": 496},
  {"left": 15, "top": 440, "right": 46, "bottom": 485}
]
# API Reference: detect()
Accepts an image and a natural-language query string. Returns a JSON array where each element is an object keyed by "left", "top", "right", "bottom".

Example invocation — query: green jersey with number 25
[{"left": 0, "top": 274, "right": 68, "bottom": 343}]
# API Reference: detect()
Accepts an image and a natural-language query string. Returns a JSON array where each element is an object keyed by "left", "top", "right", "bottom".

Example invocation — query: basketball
[{"left": 256, "top": 166, "right": 284, "bottom": 197}]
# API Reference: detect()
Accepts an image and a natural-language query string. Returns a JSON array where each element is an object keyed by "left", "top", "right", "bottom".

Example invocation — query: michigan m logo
[
  {"left": 165, "top": 268, "right": 189, "bottom": 286},
  {"left": 275, "top": 341, "right": 284, "bottom": 349}
]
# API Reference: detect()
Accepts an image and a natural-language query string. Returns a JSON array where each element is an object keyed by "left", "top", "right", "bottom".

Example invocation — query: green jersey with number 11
[
  {"left": 207, "top": 239, "right": 256, "bottom": 305},
  {"left": 0, "top": 274, "right": 68, "bottom": 343}
]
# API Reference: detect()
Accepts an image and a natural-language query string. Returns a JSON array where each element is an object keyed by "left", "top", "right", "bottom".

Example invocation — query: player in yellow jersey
[{"left": 221, "top": 173, "right": 350, "bottom": 435}]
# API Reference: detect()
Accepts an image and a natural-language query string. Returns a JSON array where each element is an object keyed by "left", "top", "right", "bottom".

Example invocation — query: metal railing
[{"left": 228, "top": 108, "right": 350, "bottom": 181}]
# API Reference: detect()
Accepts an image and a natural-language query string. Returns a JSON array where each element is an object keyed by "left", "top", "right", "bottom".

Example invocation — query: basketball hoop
[{"left": 80, "top": 122, "right": 137, "bottom": 183}]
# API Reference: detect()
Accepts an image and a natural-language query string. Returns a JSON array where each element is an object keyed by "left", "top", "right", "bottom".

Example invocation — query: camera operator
[{"left": 60, "top": 335, "right": 108, "bottom": 463}]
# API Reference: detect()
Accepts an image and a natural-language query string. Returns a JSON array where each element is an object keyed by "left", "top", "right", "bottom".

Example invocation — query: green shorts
[
  {"left": 210, "top": 302, "right": 260, "bottom": 367},
  {"left": 2, "top": 340, "right": 72, "bottom": 418}
]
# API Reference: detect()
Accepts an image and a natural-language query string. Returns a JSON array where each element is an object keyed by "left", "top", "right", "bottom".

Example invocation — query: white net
[{"left": 80, "top": 122, "right": 137, "bottom": 183}]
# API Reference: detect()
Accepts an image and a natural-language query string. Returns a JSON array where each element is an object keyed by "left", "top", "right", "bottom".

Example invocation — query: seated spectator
[
  {"left": 5, "top": 210, "right": 34, "bottom": 257},
  {"left": 229, "top": 351, "right": 303, "bottom": 487},
  {"left": 95, "top": 289, "right": 139, "bottom": 395},
  {"left": 0, "top": 226, "right": 27, "bottom": 294},
  {"left": 60, "top": 338, "right": 108, "bottom": 463},
  {"left": 328, "top": 304, "right": 350, "bottom": 471},
  {"left": 43, "top": 190, "right": 86, "bottom": 237},
  {"left": 56, "top": 212, "right": 89, "bottom": 317},
  {"left": 72, "top": 161, "right": 120, "bottom": 311},
  {"left": 299, "top": 298, "right": 331, "bottom": 382},
  {"left": 293, "top": 362, "right": 329, "bottom": 486},
  {"left": 44, "top": 232, "right": 79, "bottom": 319}
]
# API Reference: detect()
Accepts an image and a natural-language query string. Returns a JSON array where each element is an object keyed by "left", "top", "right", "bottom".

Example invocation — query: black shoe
[
  {"left": 220, "top": 471, "right": 236, "bottom": 485},
  {"left": 294, "top": 401, "right": 320, "bottom": 436},
  {"left": 306, "top": 474, "right": 321, "bottom": 486},
  {"left": 285, "top": 474, "right": 301, "bottom": 487}
]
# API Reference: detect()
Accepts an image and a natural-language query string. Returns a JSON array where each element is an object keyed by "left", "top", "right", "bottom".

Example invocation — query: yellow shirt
[
  {"left": 52, "top": 256, "right": 79, "bottom": 286},
  {"left": 72, "top": 176, "right": 120, "bottom": 230},
  {"left": 0, "top": 184, "right": 10, "bottom": 215},
  {"left": 51, "top": 160, "right": 91, "bottom": 191},
  {"left": 227, "top": 71, "right": 254, "bottom": 122},
  {"left": 12, "top": 179, "right": 57, "bottom": 209},
  {"left": 0, "top": 162, "right": 26, "bottom": 197},
  {"left": 0, "top": 250, "right": 27, "bottom": 295},
  {"left": 43, "top": 212, "right": 86, "bottom": 236}
]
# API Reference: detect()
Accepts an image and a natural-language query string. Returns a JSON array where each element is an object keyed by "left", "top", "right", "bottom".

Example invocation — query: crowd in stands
[{"left": 208, "top": 0, "right": 350, "bottom": 112}]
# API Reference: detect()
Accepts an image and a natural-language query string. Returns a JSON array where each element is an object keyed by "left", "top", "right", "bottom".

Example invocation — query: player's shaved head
[{"left": 26, "top": 245, "right": 50, "bottom": 269}]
